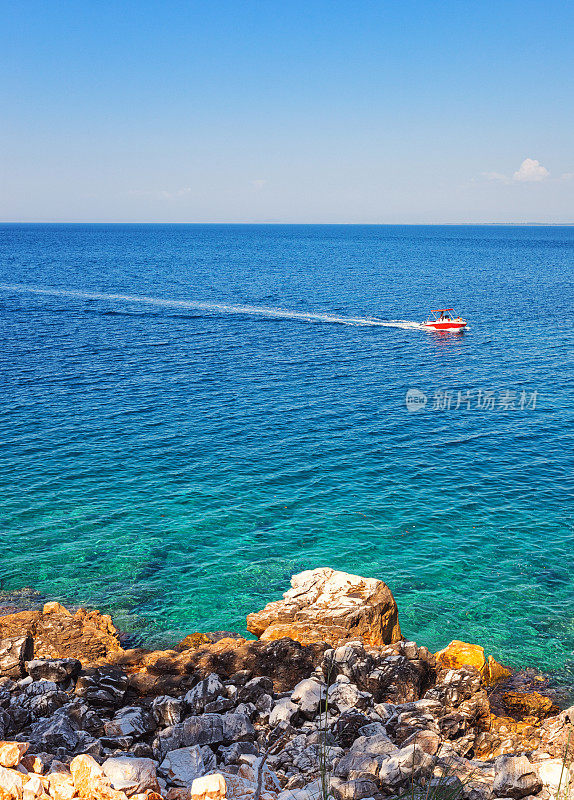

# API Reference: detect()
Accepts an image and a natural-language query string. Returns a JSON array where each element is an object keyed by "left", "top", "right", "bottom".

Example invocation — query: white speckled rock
[
  {"left": 269, "top": 697, "right": 301, "bottom": 726},
  {"left": 102, "top": 756, "right": 159, "bottom": 794},
  {"left": 291, "top": 678, "right": 327, "bottom": 719}
]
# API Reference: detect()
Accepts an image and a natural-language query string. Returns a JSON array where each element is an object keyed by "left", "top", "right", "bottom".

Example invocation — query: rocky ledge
[{"left": 0, "top": 567, "right": 571, "bottom": 800}]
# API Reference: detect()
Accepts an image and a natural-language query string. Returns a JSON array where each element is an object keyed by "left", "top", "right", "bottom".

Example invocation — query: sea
[{"left": 0, "top": 224, "right": 572, "bottom": 688}]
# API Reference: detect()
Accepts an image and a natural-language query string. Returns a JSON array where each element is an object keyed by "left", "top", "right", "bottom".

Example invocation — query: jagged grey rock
[
  {"left": 64, "top": 698, "right": 105, "bottom": 735},
  {"left": 328, "top": 681, "right": 371, "bottom": 713},
  {"left": 155, "top": 712, "right": 254, "bottom": 760},
  {"left": 27, "top": 710, "right": 80, "bottom": 751},
  {"left": 184, "top": 673, "right": 226, "bottom": 713},
  {"left": 331, "top": 778, "right": 379, "bottom": 800},
  {"left": 377, "top": 743, "right": 434, "bottom": 789},
  {"left": 350, "top": 732, "right": 398, "bottom": 757},
  {"left": 75, "top": 667, "right": 128, "bottom": 708},
  {"left": 334, "top": 751, "right": 385, "bottom": 779},
  {"left": 235, "top": 701, "right": 257, "bottom": 719},
  {"left": 219, "top": 741, "right": 259, "bottom": 764},
  {"left": 204, "top": 697, "right": 235, "bottom": 713},
  {"left": 159, "top": 744, "right": 216, "bottom": 787},
  {"left": 152, "top": 695, "right": 184, "bottom": 727},
  {"left": 358, "top": 722, "right": 386, "bottom": 737},
  {"left": 104, "top": 705, "right": 156, "bottom": 738},
  {"left": 73, "top": 730, "right": 103, "bottom": 758},
  {"left": 237, "top": 676, "right": 274, "bottom": 703},
  {"left": 0, "top": 708, "right": 10, "bottom": 738}
]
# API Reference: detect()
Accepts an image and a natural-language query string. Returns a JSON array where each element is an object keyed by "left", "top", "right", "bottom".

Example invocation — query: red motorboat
[{"left": 422, "top": 308, "right": 467, "bottom": 331}]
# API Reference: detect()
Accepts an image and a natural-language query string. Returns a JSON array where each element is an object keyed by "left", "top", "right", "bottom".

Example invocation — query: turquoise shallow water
[{"left": 0, "top": 224, "right": 573, "bottom": 683}]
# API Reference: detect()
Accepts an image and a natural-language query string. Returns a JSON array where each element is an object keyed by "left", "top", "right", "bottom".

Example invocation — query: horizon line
[{"left": 1, "top": 221, "right": 574, "bottom": 227}]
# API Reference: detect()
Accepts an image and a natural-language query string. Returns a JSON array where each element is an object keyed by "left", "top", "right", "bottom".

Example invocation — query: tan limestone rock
[
  {"left": 0, "top": 606, "right": 122, "bottom": 665},
  {"left": 190, "top": 774, "right": 226, "bottom": 800},
  {"left": 0, "top": 765, "right": 24, "bottom": 800},
  {"left": 177, "top": 633, "right": 212, "bottom": 651},
  {"left": 42, "top": 603, "right": 71, "bottom": 617},
  {"left": 0, "top": 742, "right": 29, "bottom": 768},
  {"left": 246, "top": 568, "right": 402, "bottom": 647},
  {"left": 488, "top": 654, "right": 512, "bottom": 683},
  {"left": 102, "top": 757, "right": 160, "bottom": 795},
  {"left": 435, "top": 640, "right": 510, "bottom": 685},
  {"left": 22, "top": 775, "right": 49, "bottom": 800},
  {"left": 70, "top": 754, "right": 128, "bottom": 800},
  {"left": 44, "top": 766, "right": 76, "bottom": 800}
]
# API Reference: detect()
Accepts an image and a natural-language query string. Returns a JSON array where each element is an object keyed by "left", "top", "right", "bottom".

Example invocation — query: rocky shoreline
[{"left": 0, "top": 568, "right": 571, "bottom": 800}]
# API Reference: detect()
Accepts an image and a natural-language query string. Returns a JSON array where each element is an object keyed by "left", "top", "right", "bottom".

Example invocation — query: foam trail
[{"left": 0, "top": 283, "right": 424, "bottom": 330}]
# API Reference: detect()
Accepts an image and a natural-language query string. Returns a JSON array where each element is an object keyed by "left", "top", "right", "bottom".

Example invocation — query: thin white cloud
[
  {"left": 127, "top": 187, "right": 192, "bottom": 199},
  {"left": 251, "top": 179, "right": 267, "bottom": 189},
  {"left": 482, "top": 171, "right": 511, "bottom": 183},
  {"left": 512, "top": 158, "right": 549, "bottom": 182},
  {"left": 481, "top": 158, "right": 550, "bottom": 184},
  {"left": 158, "top": 187, "right": 192, "bottom": 199}
]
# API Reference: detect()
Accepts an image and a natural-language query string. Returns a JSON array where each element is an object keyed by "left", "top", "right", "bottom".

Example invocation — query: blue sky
[{"left": 1, "top": 0, "right": 573, "bottom": 222}]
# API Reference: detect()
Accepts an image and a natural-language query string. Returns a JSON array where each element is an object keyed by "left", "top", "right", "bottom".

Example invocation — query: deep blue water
[{"left": 0, "top": 224, "right": 573, "bottom": 683}]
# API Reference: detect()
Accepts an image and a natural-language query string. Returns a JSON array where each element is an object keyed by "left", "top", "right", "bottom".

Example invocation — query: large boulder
[
  {"left": 25, "top": 657, "right": 81, "bottom": 683},
  {"left": 246, "top": 568, "right": 402, "bottom": 647}
]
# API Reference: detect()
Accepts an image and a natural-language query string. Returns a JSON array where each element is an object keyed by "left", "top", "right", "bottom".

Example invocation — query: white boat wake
[{"left": 0, "top": 283, "right": 424, "bottom": 330}]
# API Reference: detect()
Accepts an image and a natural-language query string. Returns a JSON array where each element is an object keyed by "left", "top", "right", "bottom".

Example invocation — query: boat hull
[{"left": 422, "top": 321, "right": 467, "bottom": 331}]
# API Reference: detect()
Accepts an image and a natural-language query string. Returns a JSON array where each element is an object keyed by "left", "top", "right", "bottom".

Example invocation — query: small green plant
[
  {"left": 555, "top": 725, "right": 573, "bottom": 800},
  {"left": 394, "top": 737, "right": 475, "bottom": 800},
  {"left": 316, "top": 653, "right": 336, "bottom": 800}
]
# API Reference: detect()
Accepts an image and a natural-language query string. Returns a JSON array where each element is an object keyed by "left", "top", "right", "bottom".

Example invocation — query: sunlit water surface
[{"left": 0, "top": 224, "right": 572, "bottom": 688}]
